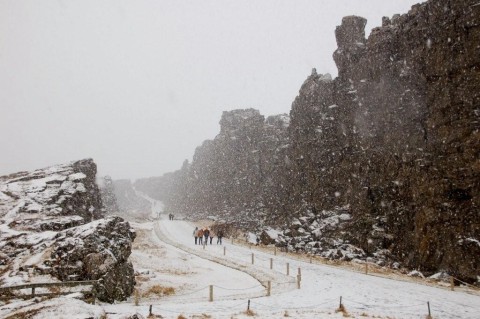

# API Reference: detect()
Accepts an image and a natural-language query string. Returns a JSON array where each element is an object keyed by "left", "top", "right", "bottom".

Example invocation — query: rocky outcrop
[
  {"left": 137, "top": 109, "right": 291, "bottom": 228},
  {"left": 47, "top": 216, "right": 136, "bottom": 302},
  {"left": 287, "top": 0, "right": 480, "bottom": 282},
  {"left": 0, "top": 159, "right": 103, "bottom": 232},
  {"left": 0, "top": 159, "right": 136, "bottom": 302},
  {"left": 136, "top": 0, "right": 479, "bottom": 283}
]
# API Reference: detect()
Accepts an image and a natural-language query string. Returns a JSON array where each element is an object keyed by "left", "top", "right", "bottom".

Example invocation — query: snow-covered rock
[{"left": 0, "top": 159, "right": 136, "bottom": 303}]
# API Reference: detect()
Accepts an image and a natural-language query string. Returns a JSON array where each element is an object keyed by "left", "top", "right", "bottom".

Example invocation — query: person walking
[
  {"left": 209, "top": 230, "right": 214, "bottom": 245},
  {"left": 197, "top": 228, "right": 204, "bottom": 245},
  {"left": 193, "top": 227, "right": 198, "bottom": 245},
  {"left": 203, "top": 228, "right": 210, "bottom": 246},
  {"left": 217, "top": 230, "right": 224, "bottom": 245}
]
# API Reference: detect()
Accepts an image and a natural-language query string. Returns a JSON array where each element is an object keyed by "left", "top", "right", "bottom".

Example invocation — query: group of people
[
  {"left": 168, "top": 213, "right": 175, "bottom": 220},
  {"left": 193, "top": 227, "right": 224, "bottom": 245}
]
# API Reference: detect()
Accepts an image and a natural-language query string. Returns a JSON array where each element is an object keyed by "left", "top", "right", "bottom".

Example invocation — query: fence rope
[
  {"left": 213, "top": 284, "right": 262, "bottom": 291},
  {"left": 170, "top": 285, "right": 210, "bottom": 297},
  {"left": 251, "top": 298, "right": 337, "bottom": 310},
  {"left": 342, "top": 297, "right": 425, "bottom": 309}
]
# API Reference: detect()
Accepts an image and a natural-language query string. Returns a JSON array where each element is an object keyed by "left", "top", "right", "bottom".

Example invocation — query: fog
[{"left": 0, "top": 0, "right": 419, "bottom": 180}]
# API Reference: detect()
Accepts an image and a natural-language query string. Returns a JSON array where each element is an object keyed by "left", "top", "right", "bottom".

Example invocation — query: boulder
[{"left": 48, "top": 216, "right": 136, "bottom": 302}]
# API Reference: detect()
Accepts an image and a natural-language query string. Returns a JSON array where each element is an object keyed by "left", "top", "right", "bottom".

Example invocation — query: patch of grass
[
  {"left": 335, "top": 304, "right": 350, "bottom": 317},
  {"left": 244, "top": 309, "right": 256, "bottom": 316},
  {"left": 142, "top": 285, "right": 175, "bottom": 298},
  {"left": 5, "top": 308, "right": 43, "bottom": 319},
  {"left": 47, "top": 285, "right": 63, "bottom": 295},
  {"left": 135, "top": 275, "right": 150, "bottom": 282}
]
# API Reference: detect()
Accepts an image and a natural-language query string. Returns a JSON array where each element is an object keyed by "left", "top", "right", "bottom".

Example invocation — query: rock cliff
[
  {"left": 137, "top": 0, "right": 479, "bottom": 283},
  {"left": 0, "top": 159, "right": 136, "bottom": 302}
]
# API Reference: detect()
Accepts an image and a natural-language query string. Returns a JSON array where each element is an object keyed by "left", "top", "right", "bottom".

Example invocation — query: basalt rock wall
[
  {"left": 289, "top": 0, "right": 479, "bottom": 280},
  {"left": 139, "top": 0, "right": 479, "bottom": 281}
]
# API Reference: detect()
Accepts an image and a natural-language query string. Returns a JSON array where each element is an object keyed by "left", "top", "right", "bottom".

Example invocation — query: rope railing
[
  {"left": 213, "top": 284, "right": 262, "bottom": 291},
  {"left": 225, "top": 237, "right": 480, "bottom": 296},
  {"left": 138, "top": 295, "right": 451, "bottom": 319}
]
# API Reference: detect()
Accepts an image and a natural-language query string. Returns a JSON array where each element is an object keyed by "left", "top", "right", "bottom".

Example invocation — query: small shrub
[
  {"left": 245, "top": 309, "right": 256, "bottom": 316},
  {"left": 335, "top": 304, "right": 350, "bottom": 317},
  {"left": 177, "top": 315, "right": 187, "bottom": 319},
  {"left": 143, "top": 285, "right": 175, "bottom": 298}
]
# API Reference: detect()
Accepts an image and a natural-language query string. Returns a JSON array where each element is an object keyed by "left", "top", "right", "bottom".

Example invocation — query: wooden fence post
[
  {"left": 274, "top": 247, "right": 277, "bottom": 256},
  {"left": 270, "top": 258, "right": 273, "bottom": 269},
  {"left": 297, "top": 274, "right": 301, "bottom": 289},
  {"left": 224, "top": 246, "right": 226, "bottom": 256},
  {"left": 450, "top": 277, "right": 455, "bottom": 291},
  {"left": 134, "top": 289, "right": 139, "bottom": 306},
  {"left": 267, "top": 281, "right": 271, "bottom": 296},
  {"left": 286, "top": 263, "right": 290, "bottom": 276},
  {"left": 209, "top": 285, "right": 213, "bottom": 302},
  {"left": 251, "top": 253, "right": 254, "bottom": 264},
  {"left": 31, "top": 287, "right": 35, "bottom": 298}
]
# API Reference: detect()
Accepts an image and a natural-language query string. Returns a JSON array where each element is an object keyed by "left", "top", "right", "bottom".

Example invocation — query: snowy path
[{"left": 140, "top": 216, "right": 480, "bottom": 319}]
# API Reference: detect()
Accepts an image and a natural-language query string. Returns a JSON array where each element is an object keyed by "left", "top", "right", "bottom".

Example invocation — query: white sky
[{"left": 0, "top": 0, "right": 420, "bottom": 180}]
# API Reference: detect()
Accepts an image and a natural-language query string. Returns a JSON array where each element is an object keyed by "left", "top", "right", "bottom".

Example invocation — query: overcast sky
[{"left": 0, "top": 0, "right": 421, "bottom": 180}]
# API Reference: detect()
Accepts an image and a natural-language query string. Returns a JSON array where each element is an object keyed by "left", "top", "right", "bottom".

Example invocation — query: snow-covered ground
[{"left": 2, "top": 213, "right": 479, "bottom": 318}]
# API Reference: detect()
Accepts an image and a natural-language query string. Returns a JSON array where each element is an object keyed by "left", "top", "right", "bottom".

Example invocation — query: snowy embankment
[{"left": 105, "top": 215, "right": 480, "bottom": 319}]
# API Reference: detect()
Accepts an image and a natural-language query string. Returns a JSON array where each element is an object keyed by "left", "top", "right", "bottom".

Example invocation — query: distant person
[
  {"left": 209, "top": 230, "right": 214, "bottom": 245},
  {"left": 217, "top": 230, "right": 224, "bottom": 245},
  {"left": 203, "top": 228, "right": 210, "bottom": 246},
  {"left": 193, "top": 227, "right": 198, "bottom": 245},
  {"left": 197, "top": 228, "right": 204, "bottom": 245}
]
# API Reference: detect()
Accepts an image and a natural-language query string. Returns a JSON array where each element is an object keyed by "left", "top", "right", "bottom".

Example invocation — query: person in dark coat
[
  {"left": 203, "top": 228, "right": 210, "bottom": 246},
  {"left": 193, "top": 227, "right": 198, "bottom": 245},
  {"left": 217, "top": 230, "right": 224, "bottom": 245},
  {"left": 209, "top": 230, "right": 214, "bottom": 244}
]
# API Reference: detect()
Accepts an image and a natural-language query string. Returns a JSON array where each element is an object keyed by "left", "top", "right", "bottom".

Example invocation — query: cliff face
[
  {"left": 138, "top": 0, "right": 479, "bottom": 281},
  {"left": 135, "top": 109, "right": 291, "bottom": 227},
  {"left": 288, "top": 0, "right": 479, "bottom": 281},
  {"left": 0, "top": 159, "right": 136, "bottom": 302}
]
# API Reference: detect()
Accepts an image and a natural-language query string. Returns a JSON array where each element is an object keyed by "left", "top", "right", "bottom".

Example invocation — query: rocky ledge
[{"left": 0, "top": 159, "right": 135, "bottom": 302}]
